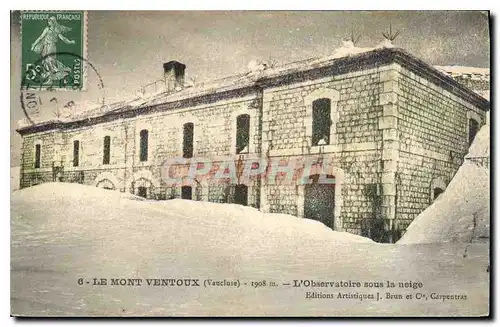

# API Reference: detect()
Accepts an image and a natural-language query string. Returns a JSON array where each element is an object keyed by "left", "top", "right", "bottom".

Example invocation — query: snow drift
[
  {"left": 11, "top": 182, "right": 371, "bottom": 247},
  {"left": 399, "top": 124, "right": 490, "bottom": 244},
  {"left": 466, "top": 123, "right": 490, "bottom": 159},
  {"left": 11, "top": 182, "right": 489, "bottom": 316}
]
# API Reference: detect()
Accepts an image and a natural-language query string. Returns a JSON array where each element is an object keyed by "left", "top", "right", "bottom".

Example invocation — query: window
[
  {"left": 312, "top": 98, "right": 331, "bottom": 146},
  {"left": 138, "top": 186, "right": 147, "bottom": 198},
  {"left": 181, "top": 186, "right": 192, "bottom": 200},
  {"left": 34, "top": 144, "right": 41, "bottom": 169},
  {"left": 73, "top": 140, "right": 80, "bottom": 167},
  {"left": 236, "top": 114, "right": 250, "bottom": 154},
  {"left": 433, "top": 187, "right": 444, "bottom": 200},
  {"left": 103, "top": 136, "right": 111, "bottom": 165},
  {"left": 304, "top": 174, "right": 335, "bottom": 228},
  {"left": 469, "top": 118, "right": 479, "bottom": 146},
  {"left": 183, "top": 122, "right": 194, "bottom": 158},
  {"left": 139, "top": 129, "right": 149, "bottom": 162},
  {"left": 430, "top": 177, "right": 446, "bottom": 203},
  {"left": 234, "top": 184, "right": 248, "bottom": 206}
]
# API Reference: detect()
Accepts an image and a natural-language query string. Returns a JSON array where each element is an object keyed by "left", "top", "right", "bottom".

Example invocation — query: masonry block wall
[
  {"left": 453, "top": 76, "right": 490, "bottom": 99},
  {"left": 394, "top": 64, "right": 487, "bottom": 232},
  {"left": 260, "top": 66, "right": 395, "bottom": 234},
  {"left": 20, "top": 95, "right": 263, "bottom": 207},
  {"left": 20, "top": 132, "right": 56, "bottom": 186}
]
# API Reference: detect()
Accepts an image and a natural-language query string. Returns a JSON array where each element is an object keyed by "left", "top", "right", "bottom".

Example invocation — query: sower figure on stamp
[{"left": 30, "top": 16, "right": 75, "bottom": 85}]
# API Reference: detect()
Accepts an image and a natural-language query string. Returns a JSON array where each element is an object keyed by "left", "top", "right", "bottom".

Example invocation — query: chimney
[{"left": 163, "top": 61, "right": 186, "bottom": 92}]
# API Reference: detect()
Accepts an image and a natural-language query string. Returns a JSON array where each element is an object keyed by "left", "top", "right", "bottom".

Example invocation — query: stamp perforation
[{"left": 20, "top": 10, "right": 88, "bottom": 91}]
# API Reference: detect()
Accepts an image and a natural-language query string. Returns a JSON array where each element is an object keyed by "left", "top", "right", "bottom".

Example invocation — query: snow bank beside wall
[
  {"left": 399, "top": 125, "right": 490, "bottom": 244},
  {"left": 398, "top": 161, "right": 489, "bottom": 244},
  {"left": 12, "top": 183, "right": 372, "bottom": 246},
  {"left": 466, "top": 123, "right": 490, "bottom": 159}
]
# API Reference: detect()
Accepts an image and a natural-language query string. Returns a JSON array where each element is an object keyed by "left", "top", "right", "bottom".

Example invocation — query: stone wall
[
  {"left": 454, "top": 77, "right": 490, "bottom": 96},
  {"left": 20, "top": 131, "right": 57, "bottom": 187},
  {"left": 20, "top": 95, "right": 262, "bottom": 202},
  {"left": 394, "top": 65, "right": 487, "bottom": 232},
  {"left": 21, "top": 132, "right": 56, "bottom": 171},
  {"left": 260, "top": 65, "right": 394, "bottom": 235}
]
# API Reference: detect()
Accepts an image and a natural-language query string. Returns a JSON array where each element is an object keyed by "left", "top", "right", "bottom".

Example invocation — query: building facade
[{"left": 17, "top": 47, "right": 489, "bottom": 241}]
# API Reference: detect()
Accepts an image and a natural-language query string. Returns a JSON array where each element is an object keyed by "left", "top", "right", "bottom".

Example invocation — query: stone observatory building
[{"left": 17, "top": 46, "right": 490, "bottom": 242}]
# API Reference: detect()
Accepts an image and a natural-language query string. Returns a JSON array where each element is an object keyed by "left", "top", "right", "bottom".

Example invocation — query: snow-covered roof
[
  {"left": 68, "top": 41, "right": 385, "bottom": 121},
  {"left": 434, "top": 65, "right": 490, "bottom": 81},
  {"left": 434, "top": 65, "right": 490, "bottom": 101},
  {"left": 17, "top": 43, "right": 490, "bottom": 135}
]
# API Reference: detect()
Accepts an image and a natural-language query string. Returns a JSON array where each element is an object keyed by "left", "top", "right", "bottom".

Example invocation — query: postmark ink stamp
[
  {"left": 21, "top": 11, "right": 87, "bottom": 90},
  {"left": 19, "top": 52, "right": 105, "bottom": 126}
]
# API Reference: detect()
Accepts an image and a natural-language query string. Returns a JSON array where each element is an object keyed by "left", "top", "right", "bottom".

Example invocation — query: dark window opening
[
  {"left": 312, "top": 98, "right": 332, "bottom": 146},
  {"left": 236, "top": 114, "right": 250, "bottom": 154},
  {"left": 181, "top": 186, "right": 192, "bottom": 200},
  {"left": 433, "top": 187, "right": 444, "bottom": 200},
  {"left": 140, "top": 129, "right": 149, "bottom": 162},
  {"left": 34, "top": 144, "right": 41, "bottom": 169},
  {"left": 221, "top": 185, "right": 230, "bottom": 203},
  {"left": 73, "top": 140, "right": 80, "bottom": 167},
  {"left": 103, "top": 136, "right": 111, "bottom": 165},
  {"left": 304, "top": 174, "right": 335, "bottom": 229},
  {"left": 183, "top": 122, "right": 194, "bottom": 158},
  {"left": 138, "top": 186, "right": 147, "bottom": 198},
  {"left": 234, "top": 184, "right": 248, "bottom": 206},
  {"left": 469, "top": 118, "right": 479, "bottom": 146},
  {"left": 255, "top": 195, "right": 260, "bottom": 210}
]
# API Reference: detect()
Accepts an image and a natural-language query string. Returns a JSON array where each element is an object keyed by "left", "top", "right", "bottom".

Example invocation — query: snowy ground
[{"left": 11, "top": 182, "right": 489, "bottom": 316}]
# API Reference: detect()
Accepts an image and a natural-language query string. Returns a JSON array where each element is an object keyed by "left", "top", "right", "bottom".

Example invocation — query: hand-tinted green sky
[{"left": 10, "top": 10, "right": 490, "bottom": 166}]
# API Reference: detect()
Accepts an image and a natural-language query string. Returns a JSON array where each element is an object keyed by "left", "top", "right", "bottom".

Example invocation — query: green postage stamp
[{"left": 21, "top": 11, "right": 87, "bottom": 90}]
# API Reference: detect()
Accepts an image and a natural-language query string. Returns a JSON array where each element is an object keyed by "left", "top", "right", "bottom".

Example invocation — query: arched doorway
[
  {"left": 133, "top": 178, "right": 153, "bottom": 199},
  {"left": 304, "top": 174, "right": 335, "bottom": 228},
  {"left": 94, "top": 172, "right": 120, "bottom": 191},
  {"left": 96, "top": 178, "right": 115, "bottom": 190}
]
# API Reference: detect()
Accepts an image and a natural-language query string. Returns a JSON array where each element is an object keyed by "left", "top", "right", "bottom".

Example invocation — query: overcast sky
[{"left": 10, "top": 10, "right": 490, "bottom": 166}]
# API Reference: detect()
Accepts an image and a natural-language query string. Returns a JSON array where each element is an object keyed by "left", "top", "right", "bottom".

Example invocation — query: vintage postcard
[{"left": 10, "top": 10, "right": 490, "bottom": 317}]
